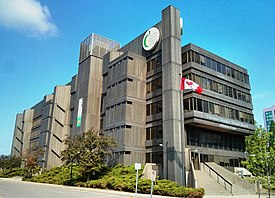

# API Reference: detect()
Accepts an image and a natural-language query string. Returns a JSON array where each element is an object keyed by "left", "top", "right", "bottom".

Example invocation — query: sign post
[
  {"left": 135, "top": 163, "right": 141, "bottom": 197},
  {"left": 150, "top": 170, "right": 156, "bottom": 198}
]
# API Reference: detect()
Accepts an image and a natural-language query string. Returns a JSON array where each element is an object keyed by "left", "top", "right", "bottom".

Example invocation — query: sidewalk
[{"left": 204, "top": 194, "right": 272, "bottom": 198}]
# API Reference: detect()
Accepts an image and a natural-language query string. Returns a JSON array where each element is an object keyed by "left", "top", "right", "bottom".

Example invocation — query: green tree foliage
[
  {"left": 61, "top": 128, "right": 116, "bottom": 181},
  {"left": 242, "top": 126, "right": 275, "bottom": 177},
  {"left": 269, "top": 120, "right": 275, "bottom": 146},
  {"left": 0, "top": 155, "right": 21, "bottom": 170}
]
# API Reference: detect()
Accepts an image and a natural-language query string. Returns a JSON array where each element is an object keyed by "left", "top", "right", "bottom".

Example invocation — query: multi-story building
[
  {"left": 11, "top": 5, "right": 255, "bottom": 185},
  {"left": 263, "top": 105, "right": 275, "bottom": 132}
]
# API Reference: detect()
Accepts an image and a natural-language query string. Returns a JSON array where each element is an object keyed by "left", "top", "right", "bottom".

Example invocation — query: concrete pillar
[{"left": 162, "top": 6, "right": 185, "bottom": 185}]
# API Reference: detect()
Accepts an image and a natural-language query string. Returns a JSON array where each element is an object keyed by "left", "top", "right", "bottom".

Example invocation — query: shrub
[
  {"left": 25, "top": 165, "right": 83, "bottom": 185},
  {"left": 0, "top": 168, "right": 24, "bottom": 178},
  {"left": 27, "top": 163, "right": 204, "bottom": 197},
  {"left": 76, "top": 164, "right": 204, "bottom": 197}
]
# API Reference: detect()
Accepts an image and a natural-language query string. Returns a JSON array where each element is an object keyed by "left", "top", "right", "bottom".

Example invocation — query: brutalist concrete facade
[{"left": 11, "top": 5, "right": 255, "bottom": 186}]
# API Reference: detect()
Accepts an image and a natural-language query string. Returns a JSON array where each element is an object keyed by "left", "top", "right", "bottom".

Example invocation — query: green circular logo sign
[{"left": 142, "top": 27, "right": 160, "bottom": 51}]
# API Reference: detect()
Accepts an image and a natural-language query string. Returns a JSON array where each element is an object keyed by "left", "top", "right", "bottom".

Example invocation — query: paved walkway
[
  {"left": 1, "top": 177, "right": 274, "bottom": 198},
  {"left": 205, "top": 195, "right": 272, "bottom": 198}
]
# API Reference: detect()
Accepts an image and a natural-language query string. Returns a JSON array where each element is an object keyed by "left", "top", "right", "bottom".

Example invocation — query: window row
[
  {"left": 107, "top": 78, "right": 133, "bottom": 89},
  {"left": 147, "top": 56, "right": 162, "bottom": 72},
  {"left": 109, "top": 56, "right": 133, "bottom": 69},
  {"left": 186, "top": 126, "right": 245, "bottom": 152},
  {"left": 104, "top": 124, "right": 132, "bottom": 132},
  {"left": 184, "top": 97, "right": 254, "bottom": 124},
  {"left": 182, "top": 50, "right": 249, "bottom": 84},
  {"left": 146, "top": 77, "right": 162, "bottom": 94},
  {"left": 146, "top": 125, "right": 163, "bottom": 140},
  {"left": 106, "top": 100, "right": 132, "bottom": 110},
  {"left": 185, "top": 73, "right": 251, "bottom": 104},
  {"left": 146, "top": 101, "right": 162, "bottom": 116}
]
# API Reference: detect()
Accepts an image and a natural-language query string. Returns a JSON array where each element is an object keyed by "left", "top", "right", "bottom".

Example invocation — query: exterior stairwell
[
  {"left": 204, "top": 162, "right": 256, "bottom": 195},
  {"left": 195, "top": 170, "right": 231, "bottom": 195}
]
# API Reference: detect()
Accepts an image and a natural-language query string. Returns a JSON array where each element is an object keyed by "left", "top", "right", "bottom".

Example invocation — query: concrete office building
[
  {"left": 263, "top": 105, "right": 275, "bottom": 132},
  {"left": 11, "top": 5, "right": 255, "bottom": 185}
]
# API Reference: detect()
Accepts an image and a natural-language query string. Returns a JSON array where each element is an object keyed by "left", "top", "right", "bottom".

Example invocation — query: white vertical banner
[{"left": 76, "top": 98, "right": 83, "bottom": 127}]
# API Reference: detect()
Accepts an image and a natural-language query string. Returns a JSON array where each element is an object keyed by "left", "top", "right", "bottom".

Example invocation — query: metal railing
[
  {"left": 189, "top": 161, "right": 197, "bottom": 188},
  {"left": 202, "top": 162, "right": 233, "bottom": 194}
]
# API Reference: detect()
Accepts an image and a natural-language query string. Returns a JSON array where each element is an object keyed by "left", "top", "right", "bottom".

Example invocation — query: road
[
  {"left": 0, "top": 177, "right": 171, "bottom": 198},
  {"left": 0, "top": 177, "right": 272, "bottom": 198}
]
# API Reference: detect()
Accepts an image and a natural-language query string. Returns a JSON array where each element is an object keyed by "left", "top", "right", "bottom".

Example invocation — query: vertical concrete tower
[{"left": 161, "top": 6, "right": 185, "bottom": 185}]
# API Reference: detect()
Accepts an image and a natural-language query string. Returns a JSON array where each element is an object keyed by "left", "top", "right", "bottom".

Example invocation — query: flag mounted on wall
[{"left": 180, "top": 78, "right": 203, "bottom": 95}]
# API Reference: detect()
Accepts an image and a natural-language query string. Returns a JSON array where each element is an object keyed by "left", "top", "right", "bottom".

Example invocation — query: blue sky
[{"left": 0, "top": 0, "right": 274, "bottom": 155}]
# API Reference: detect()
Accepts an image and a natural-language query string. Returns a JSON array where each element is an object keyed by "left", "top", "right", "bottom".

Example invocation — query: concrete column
[
  {"left": 21, "top": 109, "right": 34, "bottom": 155},
  {"left": 162, "top": 6, "right": 185, "bottom": 185}
]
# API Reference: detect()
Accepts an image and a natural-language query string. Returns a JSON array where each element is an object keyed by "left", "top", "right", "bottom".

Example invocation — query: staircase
[
  {"left": 193, "top": 162, "right": 257, "bottom": 196},
  {"left": 195, "top": 170, "right": 231, "bottom": 195},
  {"left": 204, "top": 162, "right": 256, "bottom": 195}
]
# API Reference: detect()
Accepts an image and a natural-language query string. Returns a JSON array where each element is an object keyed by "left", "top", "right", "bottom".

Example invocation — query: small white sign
[
  {"left": 135, "top": 163, "right": 141, "bottom": 170},
  {"left": 151, "top": 170, "right": 157, "bottom": 182},
  {"left": 142, "top": 27, "right": 160, "bottom": 51}
]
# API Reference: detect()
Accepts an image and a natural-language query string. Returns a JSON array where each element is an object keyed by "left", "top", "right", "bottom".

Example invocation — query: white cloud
[{"left": 0, "top": 0, "right": 57, "bottom": 37}]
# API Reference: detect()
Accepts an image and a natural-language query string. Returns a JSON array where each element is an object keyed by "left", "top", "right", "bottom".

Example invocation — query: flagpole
[{"left": 179, "top": 74, "right": 186, "bottom": 186}]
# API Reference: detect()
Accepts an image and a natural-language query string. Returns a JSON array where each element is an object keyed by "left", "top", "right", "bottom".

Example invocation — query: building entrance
[{"left": 191, "top": 152, "right": 200, "bottom": 170}]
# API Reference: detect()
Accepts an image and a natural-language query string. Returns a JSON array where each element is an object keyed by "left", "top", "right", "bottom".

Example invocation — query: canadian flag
[{"left": 180, "top": 78, "right": 203, "bottom": 95}]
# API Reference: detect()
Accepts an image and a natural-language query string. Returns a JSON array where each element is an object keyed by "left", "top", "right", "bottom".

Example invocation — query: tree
[
  {"left": 23, "top": 148, "right": 44, "bottom": 178},
  {"left": 242, "top": 126, "right": 275, "bottom": 178},
  {"left": 269, "top": 120, "right": 275, "bottom": 146},
  {"left": 61, "top": 128, "right": 116, "bottom": 181},
  {"left": 0, "top": 155, "right": 21, "bottom": 170},
  {"left": 242, "top": 126, "right": 275, "bottom": 197}
]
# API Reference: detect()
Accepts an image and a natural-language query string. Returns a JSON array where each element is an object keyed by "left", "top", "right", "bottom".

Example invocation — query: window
[
  {"left": 214, "top": 104, "right": 220, "bottom": 115},
  {"left": 182, "top": 52, "right": 187, "bottom": 64},
  {"left": 146, "top": 104, "right": 150, "bottom": 116},
  {"left": 239, "top": 112, "right": 244, "bottom": 122},
  {"left": 212, "top": 81, "right": 218, "bottom": 92},
  {"left": 217, "top": 62, "right": 221, "bottom": 73},
  {"left": 146, "top": 83, "right": 150, "bottom": 93},
  {"left": 225, "top": 107, "right": 230, "bottom": 118},
  {"left": 209, "top": 102, "right": 214, "bottom": 114},
  {"left": 207, "top": 79, "right": 212, "bottom": 90},
  {"left": 231, "top": 68, "right": 235, "bottom": 78},
  {"left": 203, "top": 101, "right": 209, "bottom": 113},
  {"left": 230, "top": 109, "right": 235, "bottom": 119},
  {"left": 221, "top": 64, "right": 226, "bottom": 75},
  {"left": 235, "top": 110, "right": 239, "bottom": 120},
  {"left": 184, "top": 99, "right": 189, "bottom": 112},
  {"left": 233, "top": 88, "right": 237, "bottom": 99},
  {"left": 226, "top": 66, "right": 231, "bottom": 77},
  {"left": 205, "top": 57, "right": 211, "bottom": 68},
  {"left": 190, "top": 98, "right": 194, "bottom": 110},
  {"left": 235, "top": 71, "right": 240, "bottom": 80},
  {"left": 228, "top": 87, "right": 233, "bottom": 97},
  {"left": 218, "top": 83, "right": 223, "bottom": 94},
  {"left": 223, "top": 85, "right": 228, "bottom": 96},
  {"left": 211, "top": 60, "right": 217, "bottom": 71},
  {"left": 220, "top": 106, "right": 225, "bottom": 117},
  {"left": 195, "top": 75, "right": 201, "bottom": 85},
  {"left": 240, "top": 73, "right": 245, "bottom": 82},
  {"left": 197, "top": 99, "right": 202, "bottom": 111},
  {"left": 194, "top": 52, "right": 200, "bottom": 64},
  {"left": 146, "top": 128, "right": 150, "bottom": 140},
  {"left": 244, "top": 75, "right": 249, "bottom": 84},
  {"left": 156, "top": 77, "right": 162, "bottom": 90},
  {"left": 200, "top": 55, "right": 206, "bottom": 66},
  {"left": 202, "top": 77, "right": 207, "bottom": 89}
]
